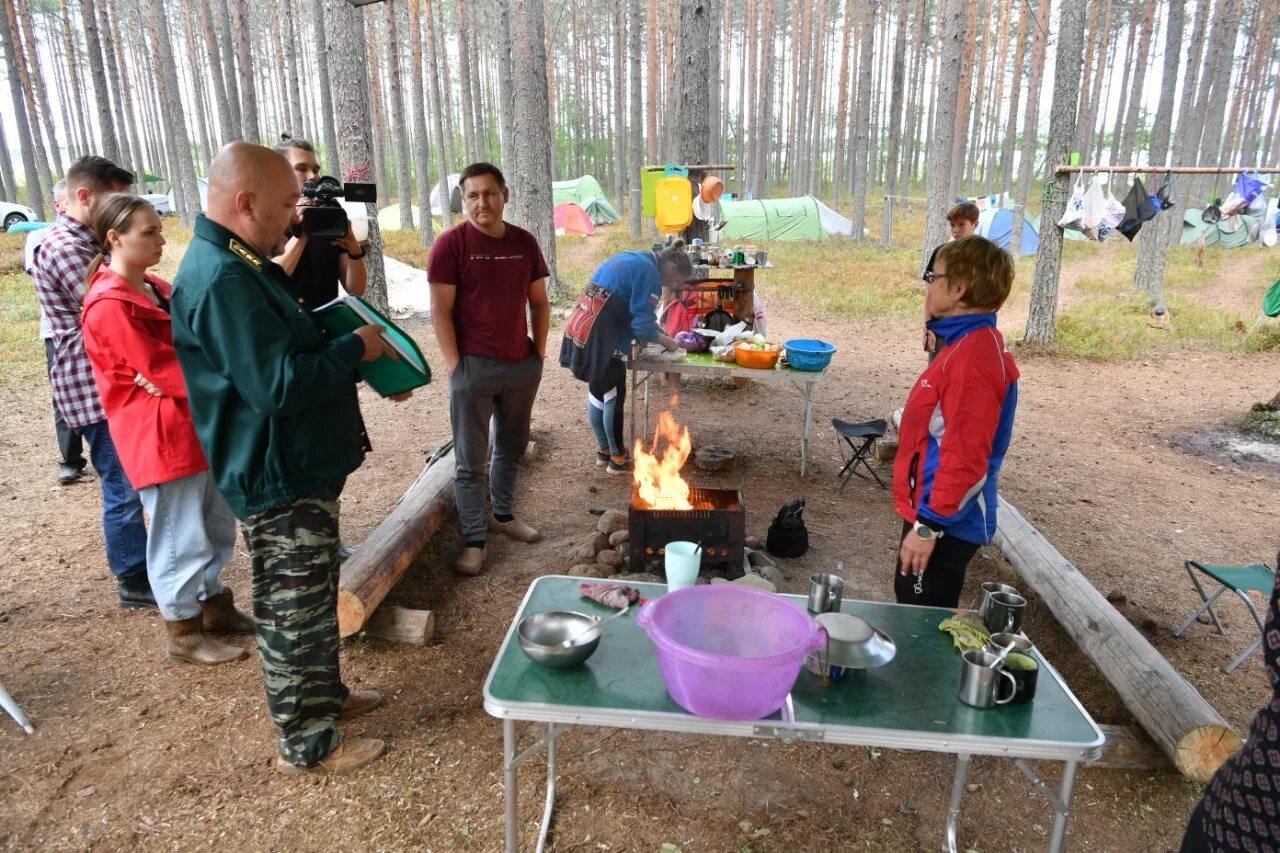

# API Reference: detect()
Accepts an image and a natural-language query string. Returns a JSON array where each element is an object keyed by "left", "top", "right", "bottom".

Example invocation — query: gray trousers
[{"left": 448, "top": 353, "right": 542, "bottom": 541}]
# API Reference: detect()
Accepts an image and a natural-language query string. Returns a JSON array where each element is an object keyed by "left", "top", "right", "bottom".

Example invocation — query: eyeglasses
[{"left": 921, "top": 271, "right": 947, "bottom": 285}]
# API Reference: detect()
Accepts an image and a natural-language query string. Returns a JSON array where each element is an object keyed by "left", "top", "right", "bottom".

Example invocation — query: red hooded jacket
[{"left": 81, "top": 268, "right": 208, "bottom": 490}]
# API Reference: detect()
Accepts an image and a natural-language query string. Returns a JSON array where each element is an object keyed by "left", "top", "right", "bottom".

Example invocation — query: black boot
[{"left": 117, "top": 573, "right": 157, "bottom": 610}]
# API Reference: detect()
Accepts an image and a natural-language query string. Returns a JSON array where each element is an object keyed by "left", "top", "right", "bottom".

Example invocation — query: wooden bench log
[
  {"left": 994, "top": 497, "right": 1241, "bottom": 783},
  {"left": 338, "top": 448, "right": 455, "bottom": 637}
]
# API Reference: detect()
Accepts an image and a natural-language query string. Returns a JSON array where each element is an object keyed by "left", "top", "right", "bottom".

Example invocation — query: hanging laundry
[
  {"left": 1101, "top": 181, "right": 1126, "bottom": 233},
  {"left": 1057, "top": 177, "right": 1087, "bottom": 232},
  {"left": 1118, "top": 177, "right": 1158, "bottom": 241},
  {"left": 1154, "top": 174, "right": 1176, "bottom": 211},
  {"left": 1222, "top": 171, "right": 1271, "bottom": 217},
  {"left": 1081, "top": 174, "right": 1109, "bottom": 231}
]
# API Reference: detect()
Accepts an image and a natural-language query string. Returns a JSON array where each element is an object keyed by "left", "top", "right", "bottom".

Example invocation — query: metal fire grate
[{"left": 628, "top": 486, "right": 745, "bottom": 577}]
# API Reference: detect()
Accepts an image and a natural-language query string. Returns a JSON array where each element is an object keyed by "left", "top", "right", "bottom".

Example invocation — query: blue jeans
[
  {"left": 137, "top": 471, "right": 236, "bottom": 620},
  {"left": 77, "top": 420, "right": 148, "bottom": 580}
]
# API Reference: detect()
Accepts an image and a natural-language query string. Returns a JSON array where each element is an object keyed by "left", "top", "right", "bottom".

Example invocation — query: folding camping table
[
  {"left": 484, "top": 576, "right": 1105, "bottom": 853},
  {"left": 627, "top": 353, "right": 827, "bottom": 476}
]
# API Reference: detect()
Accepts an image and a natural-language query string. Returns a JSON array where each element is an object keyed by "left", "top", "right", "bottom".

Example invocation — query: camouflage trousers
[{"left": 242, "top": 485, "right": 349, "bottom": 767}]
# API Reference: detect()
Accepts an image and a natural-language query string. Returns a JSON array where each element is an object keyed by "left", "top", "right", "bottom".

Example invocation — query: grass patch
[
  {"left": 1055, "top": 294, "right": 1280, "bottom": 359},
  {"left": 0, "top": 270, "right": 45, "bottom": 387},
  {"left": 1240, "top": 408, "right": 1280, "bottom": 441}
]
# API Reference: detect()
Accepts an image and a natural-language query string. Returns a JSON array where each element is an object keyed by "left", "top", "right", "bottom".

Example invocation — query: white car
[
  {"left": 141, "top": 193, "right": 173, "bottom": 216},
  {"left": 1, "top": 201, "right": 38, "bottom": 231}
]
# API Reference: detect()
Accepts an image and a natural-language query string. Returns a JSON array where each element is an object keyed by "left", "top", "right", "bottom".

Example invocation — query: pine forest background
[{"left": 0, "top": 0, "right": 1277, "bottom": 304}]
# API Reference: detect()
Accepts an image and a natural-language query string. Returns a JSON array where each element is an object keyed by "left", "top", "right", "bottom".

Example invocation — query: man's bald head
[{"left": 206, "top": 142, "right": 299, "bottom": 256}]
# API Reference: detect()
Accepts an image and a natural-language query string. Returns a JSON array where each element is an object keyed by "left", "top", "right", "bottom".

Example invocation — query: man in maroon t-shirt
[{"left": 428, "top": 163, "right": 551, "bottom": 576}]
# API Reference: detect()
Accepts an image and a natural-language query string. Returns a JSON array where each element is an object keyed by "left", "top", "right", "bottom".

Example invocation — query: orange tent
[{"left": 554, "top": 202, "right": 596, "bottom": 236}]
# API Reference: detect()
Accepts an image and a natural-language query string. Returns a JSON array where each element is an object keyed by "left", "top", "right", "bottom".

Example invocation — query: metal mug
[
  {"left": 807, "top": 573, "right": 845, "bottom": 614},
  {"left": 982, "top": 591, "right": 1027, "bottom": 635},
  {"left": 958, "top": 650, "right": 1017, "bottom": 709},
  {"left": 983, "top": 633, "right": 1039, "bottom": 705},
  {"left": 977, "top": 582, "right": 1019, "bottom": 621}
]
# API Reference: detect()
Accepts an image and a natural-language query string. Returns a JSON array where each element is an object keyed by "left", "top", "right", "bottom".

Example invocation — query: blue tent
[{"left": 978, "top": 208, "right": 1039, "bottom": 254}]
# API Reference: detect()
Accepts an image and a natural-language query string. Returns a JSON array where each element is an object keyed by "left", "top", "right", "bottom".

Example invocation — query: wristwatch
[{"left": 912, "top": 519, "right": 943, "bottom": 540}]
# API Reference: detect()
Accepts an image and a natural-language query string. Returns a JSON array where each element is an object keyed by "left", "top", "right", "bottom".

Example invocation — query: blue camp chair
[{"left": 1174, "top": 560, "right": 1276, "bottom": 674}]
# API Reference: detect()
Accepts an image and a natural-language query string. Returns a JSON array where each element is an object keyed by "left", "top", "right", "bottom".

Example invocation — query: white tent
[
  {"left": 378, "top": 204, "right": 422, "bottom": 232},
  {"left": 430, "top": 174, "right": 462, "bottom": 216},
  {"left": 812, "top": 197, "right": 853, "bottom": 237},
  {"left": 166, "top": 178, "right": 209, "bottom": 212}
]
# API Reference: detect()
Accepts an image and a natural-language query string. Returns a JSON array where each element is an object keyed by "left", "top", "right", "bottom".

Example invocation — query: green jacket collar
[{"left": 193, "top": 214, "right": 274, "bottom": 275}]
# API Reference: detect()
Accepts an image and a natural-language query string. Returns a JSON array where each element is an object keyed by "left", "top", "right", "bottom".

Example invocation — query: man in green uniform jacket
[{"left": 171, "top": 143, "right": 400, "bottom": 775}]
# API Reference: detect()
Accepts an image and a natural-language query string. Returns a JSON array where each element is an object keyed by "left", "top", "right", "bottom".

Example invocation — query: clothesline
[{"left": 1056, "top": 165, "right": 1280, "bottom": 175}]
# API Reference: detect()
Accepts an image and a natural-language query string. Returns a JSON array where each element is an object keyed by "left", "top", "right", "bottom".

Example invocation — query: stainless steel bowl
[
  {"left": 518, "top": 610, "right": 601, "bottom": 668},
  {"left": 806, "top": 613, "right": 896, "bottom": 676}
]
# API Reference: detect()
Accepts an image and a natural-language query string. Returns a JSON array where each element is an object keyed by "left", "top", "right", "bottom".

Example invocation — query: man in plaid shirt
[{"left": 32, "top": 155, "right": 154, "bottom": 608}]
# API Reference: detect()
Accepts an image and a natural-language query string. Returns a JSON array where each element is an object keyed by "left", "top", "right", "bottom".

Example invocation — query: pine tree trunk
[
  {"left": 323, "top": 0, "right": 389, "bottom": 313},
  {"left": 1077, "top": 0, "right": 1114, "bottom": 161},
  {"left": 0, "top": 117, "right": 12, "bottom": 201},
  {"left": 214, "top": 0, "right": 241, "bottom": 136},
  {"left": 79, "top": 0, "right": 118, "bottom": 162},
  {"left": 831, "top": 1, "right": 853, "bottom": 204},
  {"left": 879, "top": 0, "right": 907, "bottom": 248},
  {"left": 16, "top": 0, "right": 63, "bottom": 177},
  {"left": 97, "top": 0, "right": 136, "bottom": 177},
  {"left": 194, "top": 0, "right": 234, "bottom": 146},
  {"left": 674, "top": 0, "right": 710, "bottom": 243},
  {"left": 741, "top": 0, "right": 756, "bottom": 191},
  {"left": 752, "top": 0, "right": 777, "bottom": 194},
  {"left": 947, "top": 0, "right": 976, "bottom": 199},
  {"left": 306, "top": 0, "right": 338, "bottom": 172},
  {"left": 232, "top": 0, "right": 259, "bottom": 142},
  {"left": 509, "top": 0, "right": 558, "bottom": 294},
  {"left": 849, "top": 0, "right": 879, "bottom": 241},
  {"left": 280, "top": 0, "right": 304, "bottom": 137},
  {"left": 1024, "top": 0, "right": 1089, "bottom": 345},
  {"left": 456, "top": 0, "right": 479, "bottom": 163},
  {"left": 1116, "top": 2, "right": 1154, "bottom": 165},
  {"left": 58, "top": 0, "right": 91, "bottom": 155},
  {"left": 423, "top": 0, "right": 453, "bottom": 228},
  {"left": 7, "top": 0, "right": 52, "bottom": 196},
  {"left": 0, "top": 0, "right": 44, "bottom": 215},
  {"left": 433, "top": 0, "right": 456, "bottom": 162},
  {"left": 1132, "top": 0, "right": 1185, "bottom": 302},
  {"left": 179, "top": 1, "right": 213, "bottom": 169},
  {"left": 1193, "top": 0, "right": 1242, "bottom": 203},
  {"left": 467, "top": 5, "right": 485, "bottom": 161},
  {"left": 45, "top": 12, "right": 80, "bottom": 159},
  {"left": 498, "top": 0, "right": 516, "bottom": 170},
  {"left": 1011, "top": 0, "right": 1050, "bottom": 254},
  {"left": 407, "top": 0, "right": 435, "bottom": 248},
  {"left": 961, "top": 1, "right": 990, "bottom": 191},
  {"left": 613, "top": 0, "right": 627, "bottom": 209},
  {"left": 628, "top": 0, "right": 644, "bottom": 236},
  {"left": 899, "top": 0, "right": 929, "bottom": 190},
  {"left": 922, "top": 0, "right": 965, "bottom": 272},
  {"left": 999, "top": 0, "right": 1029, "bottom": 193},
  {"left": 365, "top": 23, "right": 388, "bottom": 201},
  {"left": 144, "top": 0, "right": 198, "bottom": 225},
  {"left": 980, "top": 0, "right": 1012, "bottom": 192},
  {"left": 381, "top": 1, "right": 413, "bottom": 228}
]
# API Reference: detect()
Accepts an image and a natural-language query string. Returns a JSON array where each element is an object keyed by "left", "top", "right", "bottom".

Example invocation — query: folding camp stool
[
  {"left": 1174, "top": 560, "right": 1276, "bottom": 674},
  {"left": 833, "top": 418, "right": 887, "bottom": 492}
]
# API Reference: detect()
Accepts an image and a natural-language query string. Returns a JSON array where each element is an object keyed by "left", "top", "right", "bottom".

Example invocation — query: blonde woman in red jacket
[{"left": 81, "top": 194, "right": 253, "bottom": 665}]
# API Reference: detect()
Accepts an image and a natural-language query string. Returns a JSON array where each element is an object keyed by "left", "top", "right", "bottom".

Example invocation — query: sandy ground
[{"left": 0, "top": 240, "right": 1277, "bottom": 851}]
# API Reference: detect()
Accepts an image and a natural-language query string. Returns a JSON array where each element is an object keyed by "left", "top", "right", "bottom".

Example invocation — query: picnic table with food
[
  {"left": 628, "top": 329, "right": 836, "bottom": 476},
  {"left": 485, "top": 575, "right": 1103, "bottom": 853}
]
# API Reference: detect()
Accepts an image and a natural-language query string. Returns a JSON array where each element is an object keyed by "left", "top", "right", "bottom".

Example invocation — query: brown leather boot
[
  {"left": 338, "top": 690, "right": 383, "bottom": 720},
  {"left": 165, "top": 617, "right": 249, "bottom": 665},
  {"left": 275, "top": 736, "right": 386, "bottom": 775},
  {"left": 201, "top": 590, "right": 255, "bottom": 634}
]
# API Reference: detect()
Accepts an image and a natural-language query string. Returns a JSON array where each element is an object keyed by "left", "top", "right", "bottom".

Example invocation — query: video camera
[{"left": 300, "top": 176, "right": 377, "bottom": 240}]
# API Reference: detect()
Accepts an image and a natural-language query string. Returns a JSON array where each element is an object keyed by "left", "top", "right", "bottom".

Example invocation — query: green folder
[{"left": 311, "top": 295, "right": 431, "bottom": 397}]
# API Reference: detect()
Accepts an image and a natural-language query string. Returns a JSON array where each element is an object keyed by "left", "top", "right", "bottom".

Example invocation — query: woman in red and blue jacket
[
  {"left": 893, "top": 236, "right": 1019, "bottom": 608},
  {"left": 81, "top": 194, "right": 253, "bottom": 666}
]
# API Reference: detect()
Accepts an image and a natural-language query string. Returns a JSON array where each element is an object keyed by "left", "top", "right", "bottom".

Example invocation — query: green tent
[
  {"left": 1181, "top": 208, "right": 1262, "bottom": 248},
  {"left": 718, "top": 196, "right": 828, "bottom": 241},
  {"left": 552, "top": 174, "right": 620, "bottom": 225}
]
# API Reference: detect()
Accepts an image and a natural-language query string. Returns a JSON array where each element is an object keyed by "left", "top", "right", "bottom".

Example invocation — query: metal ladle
[{"left": 560, "top": 603, "right": 630, "bottom": 647}]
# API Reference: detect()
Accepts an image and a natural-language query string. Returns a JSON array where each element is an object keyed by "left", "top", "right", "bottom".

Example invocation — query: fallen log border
[
  {"left": 994, "top": 497, "right": 1241, "bottom": 782},
  {"left": 338, "top": 446, "right": 456, "bottom": 638}
]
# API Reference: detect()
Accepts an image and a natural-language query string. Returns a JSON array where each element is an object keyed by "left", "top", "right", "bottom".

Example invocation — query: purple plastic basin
[{"left": 635, "top": 585, "right": 825, "bottom": 720}]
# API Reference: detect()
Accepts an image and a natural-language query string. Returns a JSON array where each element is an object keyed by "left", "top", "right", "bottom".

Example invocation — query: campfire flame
[{"left": 633, "top": 411, "right": 693, "bottom": 510}]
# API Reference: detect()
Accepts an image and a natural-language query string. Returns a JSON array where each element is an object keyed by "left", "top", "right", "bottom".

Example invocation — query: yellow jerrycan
[{"left": 654, "top": 175, "right": 693, "bottom": 234}]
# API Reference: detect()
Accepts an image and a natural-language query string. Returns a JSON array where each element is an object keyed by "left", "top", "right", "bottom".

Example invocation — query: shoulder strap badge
[{"left": 228, "top": 239, "right": 264, "bottom": 271}]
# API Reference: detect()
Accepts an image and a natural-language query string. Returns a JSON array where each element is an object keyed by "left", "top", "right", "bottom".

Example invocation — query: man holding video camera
[{"left": 273, "top": 134, "right": 367, "bottom": 310}]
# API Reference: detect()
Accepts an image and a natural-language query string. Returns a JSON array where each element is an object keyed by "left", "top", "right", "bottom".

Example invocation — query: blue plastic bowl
[{"left": 783, "top": 339, "right": 837, "bottom": 371}]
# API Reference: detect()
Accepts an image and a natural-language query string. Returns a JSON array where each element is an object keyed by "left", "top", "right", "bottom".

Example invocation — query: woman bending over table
[
  {"left": 892, "top": 236, "right": 1018, "bottom": 609},
  {"left": 559, "top": 243, "right": 689, "bottom": 474},
  {"left": 81, "top": 193, "right": 253, "bottom": 665}
]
